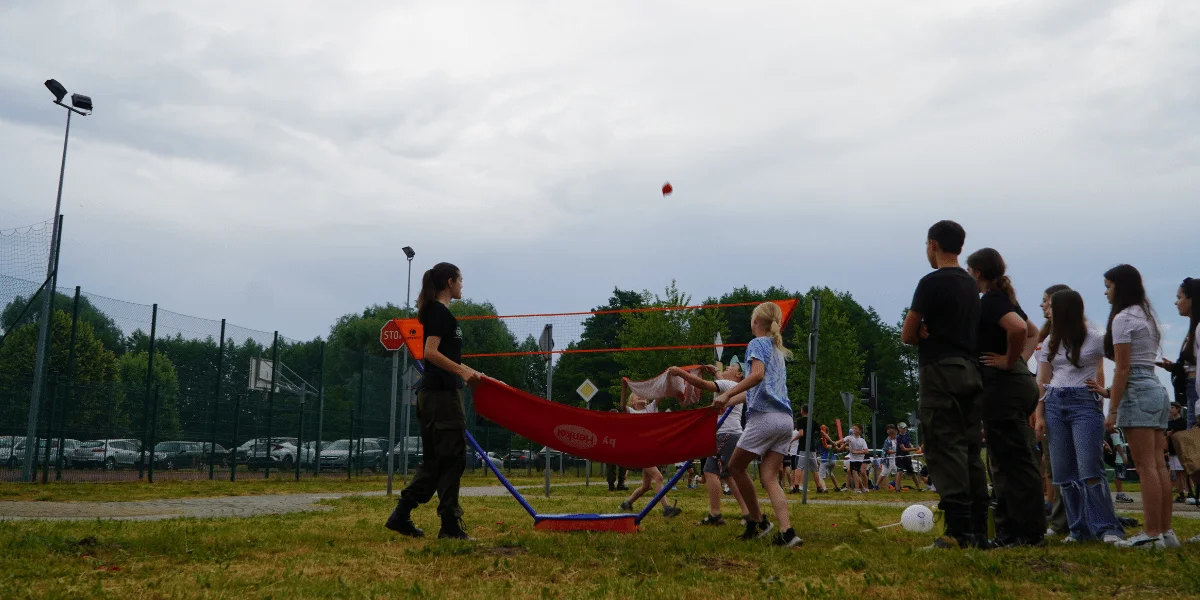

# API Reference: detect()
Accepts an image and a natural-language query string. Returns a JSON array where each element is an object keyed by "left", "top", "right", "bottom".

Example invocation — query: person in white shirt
[
  {"left": 876, "top": 426, "right": 900, "bottom": 490},
  {"left": 1033, "top": 289, "right": 1124, "bottom": 543},
  {"left": 618, "top": 392, "right": 682, "bottom": 518},
  {"left": 667, "top": 364, "right": 751, "bottom": 525},
  {"left": 837, "top": 425, "right": 870, "bottom": 493},
  {"left": 1090, "top": 265, "right": 1174, "bottom": 549}
]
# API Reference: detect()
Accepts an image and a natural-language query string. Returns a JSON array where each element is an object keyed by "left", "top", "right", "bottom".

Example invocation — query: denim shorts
[{"left": 1115, "top": 366, "right": 1170, "bottom": 429}]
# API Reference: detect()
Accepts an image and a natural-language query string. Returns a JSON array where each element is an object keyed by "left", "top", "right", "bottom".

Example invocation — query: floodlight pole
[
  {"left": 401, "top": 251, "right": 414, "bottom": 483},
  {"left": 24, "top": 101, "right": 86, "bottom": 482}
]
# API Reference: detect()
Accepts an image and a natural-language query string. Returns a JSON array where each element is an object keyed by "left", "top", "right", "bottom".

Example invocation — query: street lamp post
[
  {"left": 401, "top": 246, "right": 415, "bottom": 482},
  {"left": 23, "top": 80, "right": 92, "bottom": 482}
]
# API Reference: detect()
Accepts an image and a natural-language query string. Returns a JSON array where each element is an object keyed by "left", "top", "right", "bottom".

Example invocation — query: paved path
[
  {"left": 0, "top": 484, "right": 577, "bottom": 522},
  {"left": 2, "top": 486, "right": 1197, "bottom": 522}
]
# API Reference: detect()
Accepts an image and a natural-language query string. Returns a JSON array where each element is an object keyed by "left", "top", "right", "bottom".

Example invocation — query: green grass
[{"left": 1, "top": 483, "right": 1198, "bottom": 599}]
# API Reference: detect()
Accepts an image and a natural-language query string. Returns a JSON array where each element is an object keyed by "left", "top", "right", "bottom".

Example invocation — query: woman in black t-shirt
[
  {"left": 966, "top": 247, "right": 1043, "bottom": 547},
  {"left": 386, "top": 262, "right": 482, "bottom": 540}
]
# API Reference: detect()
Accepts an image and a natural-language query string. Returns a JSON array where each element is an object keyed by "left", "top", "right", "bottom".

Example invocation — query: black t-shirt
[
  {"left": 1167, "top": 417, "right": 1185, "bottom": 456},
  {"left": 911, "top": 267, "right": 980, "bottom": 366},
  {"left": 977, "top": 290, "right": 1028, "bottom": 357},
  {"left": 420, "top": 302, "right": 463, "bottom": 391}
]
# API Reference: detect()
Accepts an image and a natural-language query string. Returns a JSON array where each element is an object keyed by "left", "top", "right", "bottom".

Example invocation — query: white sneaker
[
  {"left": 1062, "top": 535, "right": 1079, "bottom": 543},
  {"left": 1102, "top": 534, "right": 1123, "bottom": 544},
  {"left": 928, "top": 485, "right": 937, "bottom": 492},
  {"left": 1114, "top": 531, "right": 1163, "bottom": 549},
  {"left": 1187, "top": 533, "right": 1200, "bottom": 544},
  {"left": 1187, "top": 497, "right": 1198, "bottom": 505},
  {"left": 1162, "top": 530, "right": 1181, "bottom": 549}
]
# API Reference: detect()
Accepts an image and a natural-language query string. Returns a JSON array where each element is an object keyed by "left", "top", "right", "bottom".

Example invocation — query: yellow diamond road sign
[{"left": 576, "top": 379, "right": 598, "bottom": 403}]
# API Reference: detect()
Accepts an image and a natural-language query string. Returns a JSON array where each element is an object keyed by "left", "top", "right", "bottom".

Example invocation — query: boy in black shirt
[{"left": 901, "top": 220, "right": 989, "bottom": 549}]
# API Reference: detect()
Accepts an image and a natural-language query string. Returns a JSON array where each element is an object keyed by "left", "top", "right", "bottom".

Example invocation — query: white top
[
  {"left": 842, "top": 435, "right": 868, "bottom": 459},
  {"left": 714, "top": 380, "right": 743, "bottom": 435},
  {"left": 788, "top": 430, "right": 800, "bottom": 455},
  {"left": 626, "top": 398, "right": 658, "bottom": 415},
  {"left": 1042, "top": 327, "right": 1105, "bottom": 390},
  {"left": 1111, "top": 305, "right": 1160, "bottom": 366}
]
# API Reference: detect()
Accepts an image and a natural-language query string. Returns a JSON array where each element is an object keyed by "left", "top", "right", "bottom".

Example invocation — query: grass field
[{"left": 2, "top": 481, "right": 1198, "bottom": 599}]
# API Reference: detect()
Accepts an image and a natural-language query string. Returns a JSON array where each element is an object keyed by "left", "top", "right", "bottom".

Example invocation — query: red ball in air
[{"left": 661, "top": 182, "right": 673, "bottom": 196}]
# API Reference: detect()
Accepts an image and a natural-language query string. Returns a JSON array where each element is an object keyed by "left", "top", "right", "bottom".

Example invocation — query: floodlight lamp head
[
  {"left": 402, "top": 246, "right": 415, "bottom": 260},
  {"left": 70, "top": 93, "right": 93, "bottom": 112},
  {"left": 45, "top": 79, "right": 67, "bottom": 103}
]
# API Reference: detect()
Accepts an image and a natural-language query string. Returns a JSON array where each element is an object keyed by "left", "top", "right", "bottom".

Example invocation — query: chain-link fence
[{"left": 0, "top": 280, "right": 602, "bottom": 485}]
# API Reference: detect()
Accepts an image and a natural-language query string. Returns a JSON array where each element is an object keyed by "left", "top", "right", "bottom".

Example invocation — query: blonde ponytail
[{"left": 752, "top": 302, "right": 793, "bottom": 360}]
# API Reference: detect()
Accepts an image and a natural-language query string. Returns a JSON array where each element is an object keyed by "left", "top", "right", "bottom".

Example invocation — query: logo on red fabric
[{"left": 553, "top": 425, "right": 598, "bottom": 450}]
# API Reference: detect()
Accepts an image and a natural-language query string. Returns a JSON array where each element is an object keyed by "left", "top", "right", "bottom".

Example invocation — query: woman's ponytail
[
  {"left": 752, "top": 301, "right": 793, "bottom": 360},
  {"left": 416, "top": 262, "right": 460, "bottom": 323},
  {"left": 966, "top": 248, "right": 1018, "bottom": 305}
]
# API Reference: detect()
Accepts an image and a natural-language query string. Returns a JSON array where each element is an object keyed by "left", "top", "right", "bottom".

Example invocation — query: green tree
[
  {"left": 0, "top": 309, "right": 120, "bottom": 437},
  {"left": 116, "top": 351, "right": 183, "bottom": 439},
  {"left": 788, "top": 288, "right": 866, "bottom": 430},
  {"left": 549, "top": 288, "right": 643, "bottom": 411},
  {"left": 1, "top": 291, "right": 124, "bottom": 353},
  {"left": 613, "top": 282, "right": 728, "bottom": 409}
]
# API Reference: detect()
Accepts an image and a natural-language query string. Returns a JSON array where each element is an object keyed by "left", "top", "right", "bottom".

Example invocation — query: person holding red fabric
[{"left": 618, "top": 392, "right": 683, "bottom": 518}]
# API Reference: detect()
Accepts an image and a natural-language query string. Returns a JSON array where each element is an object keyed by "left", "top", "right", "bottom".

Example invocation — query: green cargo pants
[
  {"left": 918, "top": 357, "right": 990, "bottom": 539},
  {"left": 982, "top": 362, "right": 1046, "bottom": 543}
]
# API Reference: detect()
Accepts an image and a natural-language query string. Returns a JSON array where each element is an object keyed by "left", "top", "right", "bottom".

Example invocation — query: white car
[
  {"left": 237, "top": 438, "right": 298, "bottom": 469},
  {"left": 79, "top": 439, "right": 146, "bottom": 470}
]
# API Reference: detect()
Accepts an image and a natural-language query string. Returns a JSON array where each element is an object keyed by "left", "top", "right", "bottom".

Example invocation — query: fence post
[
  {"left": 315, "top": 342, "right": 325, "bottom": 476},
  {"left": 347, "top": 409, "right": 354, "bottom": 480},
  {"left": 137, "top": 303, "right": 158, "bottom": 480},
  {"left": 230, "top": 394, "right": 241, "bottom": 482},
  {"left": 148, "top": 385, "right": 160, "bottom": 483},
  {"left": 295, "top": 393, "right": 304, "bottom": 482},
  {"left": 41, "top": 381, "right": 56, "bottom": 484},
  {"left": 357, "top": 349, "right": 365, "bottom": 475},
  {"left": 209, "top": 319, "right": 226, "bottom": 480},
  {"left": 265, "top": 331, "right": 279, "bottom": 480},
  {"left": 55, "top": 286, "right": 82, "bottom": 482}
]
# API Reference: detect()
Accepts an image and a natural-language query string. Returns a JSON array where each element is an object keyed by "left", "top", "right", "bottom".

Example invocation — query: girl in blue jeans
[{"left": 1034, "top": 290, "right": 1124, "bottom": 543}]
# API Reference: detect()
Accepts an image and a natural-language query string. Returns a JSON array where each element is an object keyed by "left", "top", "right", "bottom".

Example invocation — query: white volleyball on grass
[{"left": 900, "top": 504, "right": 935, "bottom": 533}]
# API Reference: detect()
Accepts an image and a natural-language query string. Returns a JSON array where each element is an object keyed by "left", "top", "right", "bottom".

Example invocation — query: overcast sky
[{"left": 2, "top": 1, "right": 1197, "bottom": 368}]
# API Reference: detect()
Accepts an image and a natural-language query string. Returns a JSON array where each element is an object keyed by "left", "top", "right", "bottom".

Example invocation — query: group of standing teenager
[{"left": 904, "top": 220, "right": 1194, "bottom": 550}]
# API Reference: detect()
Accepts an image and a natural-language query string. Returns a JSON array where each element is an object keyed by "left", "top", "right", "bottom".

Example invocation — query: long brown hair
[
  {"left": 1181, "top": 277, "right": 1200, "bottom": 366},
  {"left": 1103, "top": 264, "right": 1159, "bottom": 359},
  {"left": 1048, "top": 290, "right": 1087, "bottom": 368},
  {"left": 416, "top": 262, "right": 460, "bottom": 324},
  {"left": 966, "top": 248, "right": 1017, "bottom": 305},
  {"left": 1038, "top": 284, "right": 1072, "bottom": 342}
]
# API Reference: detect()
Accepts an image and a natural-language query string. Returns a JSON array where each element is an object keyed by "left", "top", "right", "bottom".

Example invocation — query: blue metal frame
[{"left": 634, "top": 406, "right": 733, "bottom": 523}]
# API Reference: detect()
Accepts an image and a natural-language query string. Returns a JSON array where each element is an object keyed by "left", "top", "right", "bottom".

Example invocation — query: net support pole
[
  {"left": 543, "top": 324, "right": 553, "bottom": 499},
  {"left": 266, "top": 331, "right": 279, "bottom": 480},
  {"left": 465, "top": 429, "right": 537, "bottom": 519},
  {"left": 315, "top": 342, "right": 325, "bottom": 476},
  {"left": 137, "top": 303, "right": 158, "bottom": 481},
  {"left": 801, "top": 295, "right": 820, "bottom": 505},
  {"left": 209, "top": 319, "right": 226, "bottom": 480},
  {"left": 387, "top": 349, "right": 398, "bottom": 496}
]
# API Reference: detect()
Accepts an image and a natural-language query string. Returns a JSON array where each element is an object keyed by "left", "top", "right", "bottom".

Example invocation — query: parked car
[
  {"left": 505, "top": 449, "right": 534, "bottom": 470},
  {"left": 237, "top": 437, "right": 299, "bottom": 470},
  {"left": 318, "top": 439, "right": 384, "bottom": 472},
  {"left": 470, "top": 451, "right": 504, "bottom": 469},
  {"left": 78, "top": 439, "right": 150, "bottom": 470},
  {"left": 0, "top": 436, "right": 27, "bottom": 467},
  {"left": 154, "top": 441, "right": 230, "bottom": 469},
  {"left": 388, "top": 437, "right": 423, "bottom": 469},
  {"left": 536, "top": 447, "right": 585, "bottom": 471}
]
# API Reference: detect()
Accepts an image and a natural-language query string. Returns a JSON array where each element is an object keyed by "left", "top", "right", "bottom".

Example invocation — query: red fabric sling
[{"left": 471, "top": 378, "right": 717, "bottom": 469}]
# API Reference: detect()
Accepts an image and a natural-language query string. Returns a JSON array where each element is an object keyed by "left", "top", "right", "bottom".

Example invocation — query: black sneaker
[
  {"left": 662, "top": 503, "right": 683, "bottom": 519},
  {"left": 437, "top": 516, "right": 474, "bottom": 540},
  {"left": 698, "top": 514, "right": 725, "bottom": 526},
  {"left": 739, "top": 519, "right": 759, "bottom": 541},
  {"left": 773, "top": 528, "right": 803, "bottom": 548},
  {"left": 619, "top": 500, "right": 634, "bottom": 512}
]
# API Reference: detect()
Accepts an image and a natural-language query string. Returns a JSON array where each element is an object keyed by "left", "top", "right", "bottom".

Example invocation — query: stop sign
[{"left": 380, "top": 320, "right": 404, "bottom": 352}]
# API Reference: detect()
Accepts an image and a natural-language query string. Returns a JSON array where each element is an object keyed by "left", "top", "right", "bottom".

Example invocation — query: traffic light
[{"left": 859, "top": 372, "right": 878, "bottom": 412}]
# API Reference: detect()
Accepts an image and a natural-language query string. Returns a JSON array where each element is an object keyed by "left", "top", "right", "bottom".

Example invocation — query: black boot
[
  {"left": 437, "top": 514, "right": 473, "bottom": 540},
  {"left": 384, "top": 499, "right": 423, "bottom": 538},
  {"left": 924, "top": 507, "right": 971, "bottom": 550}
]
